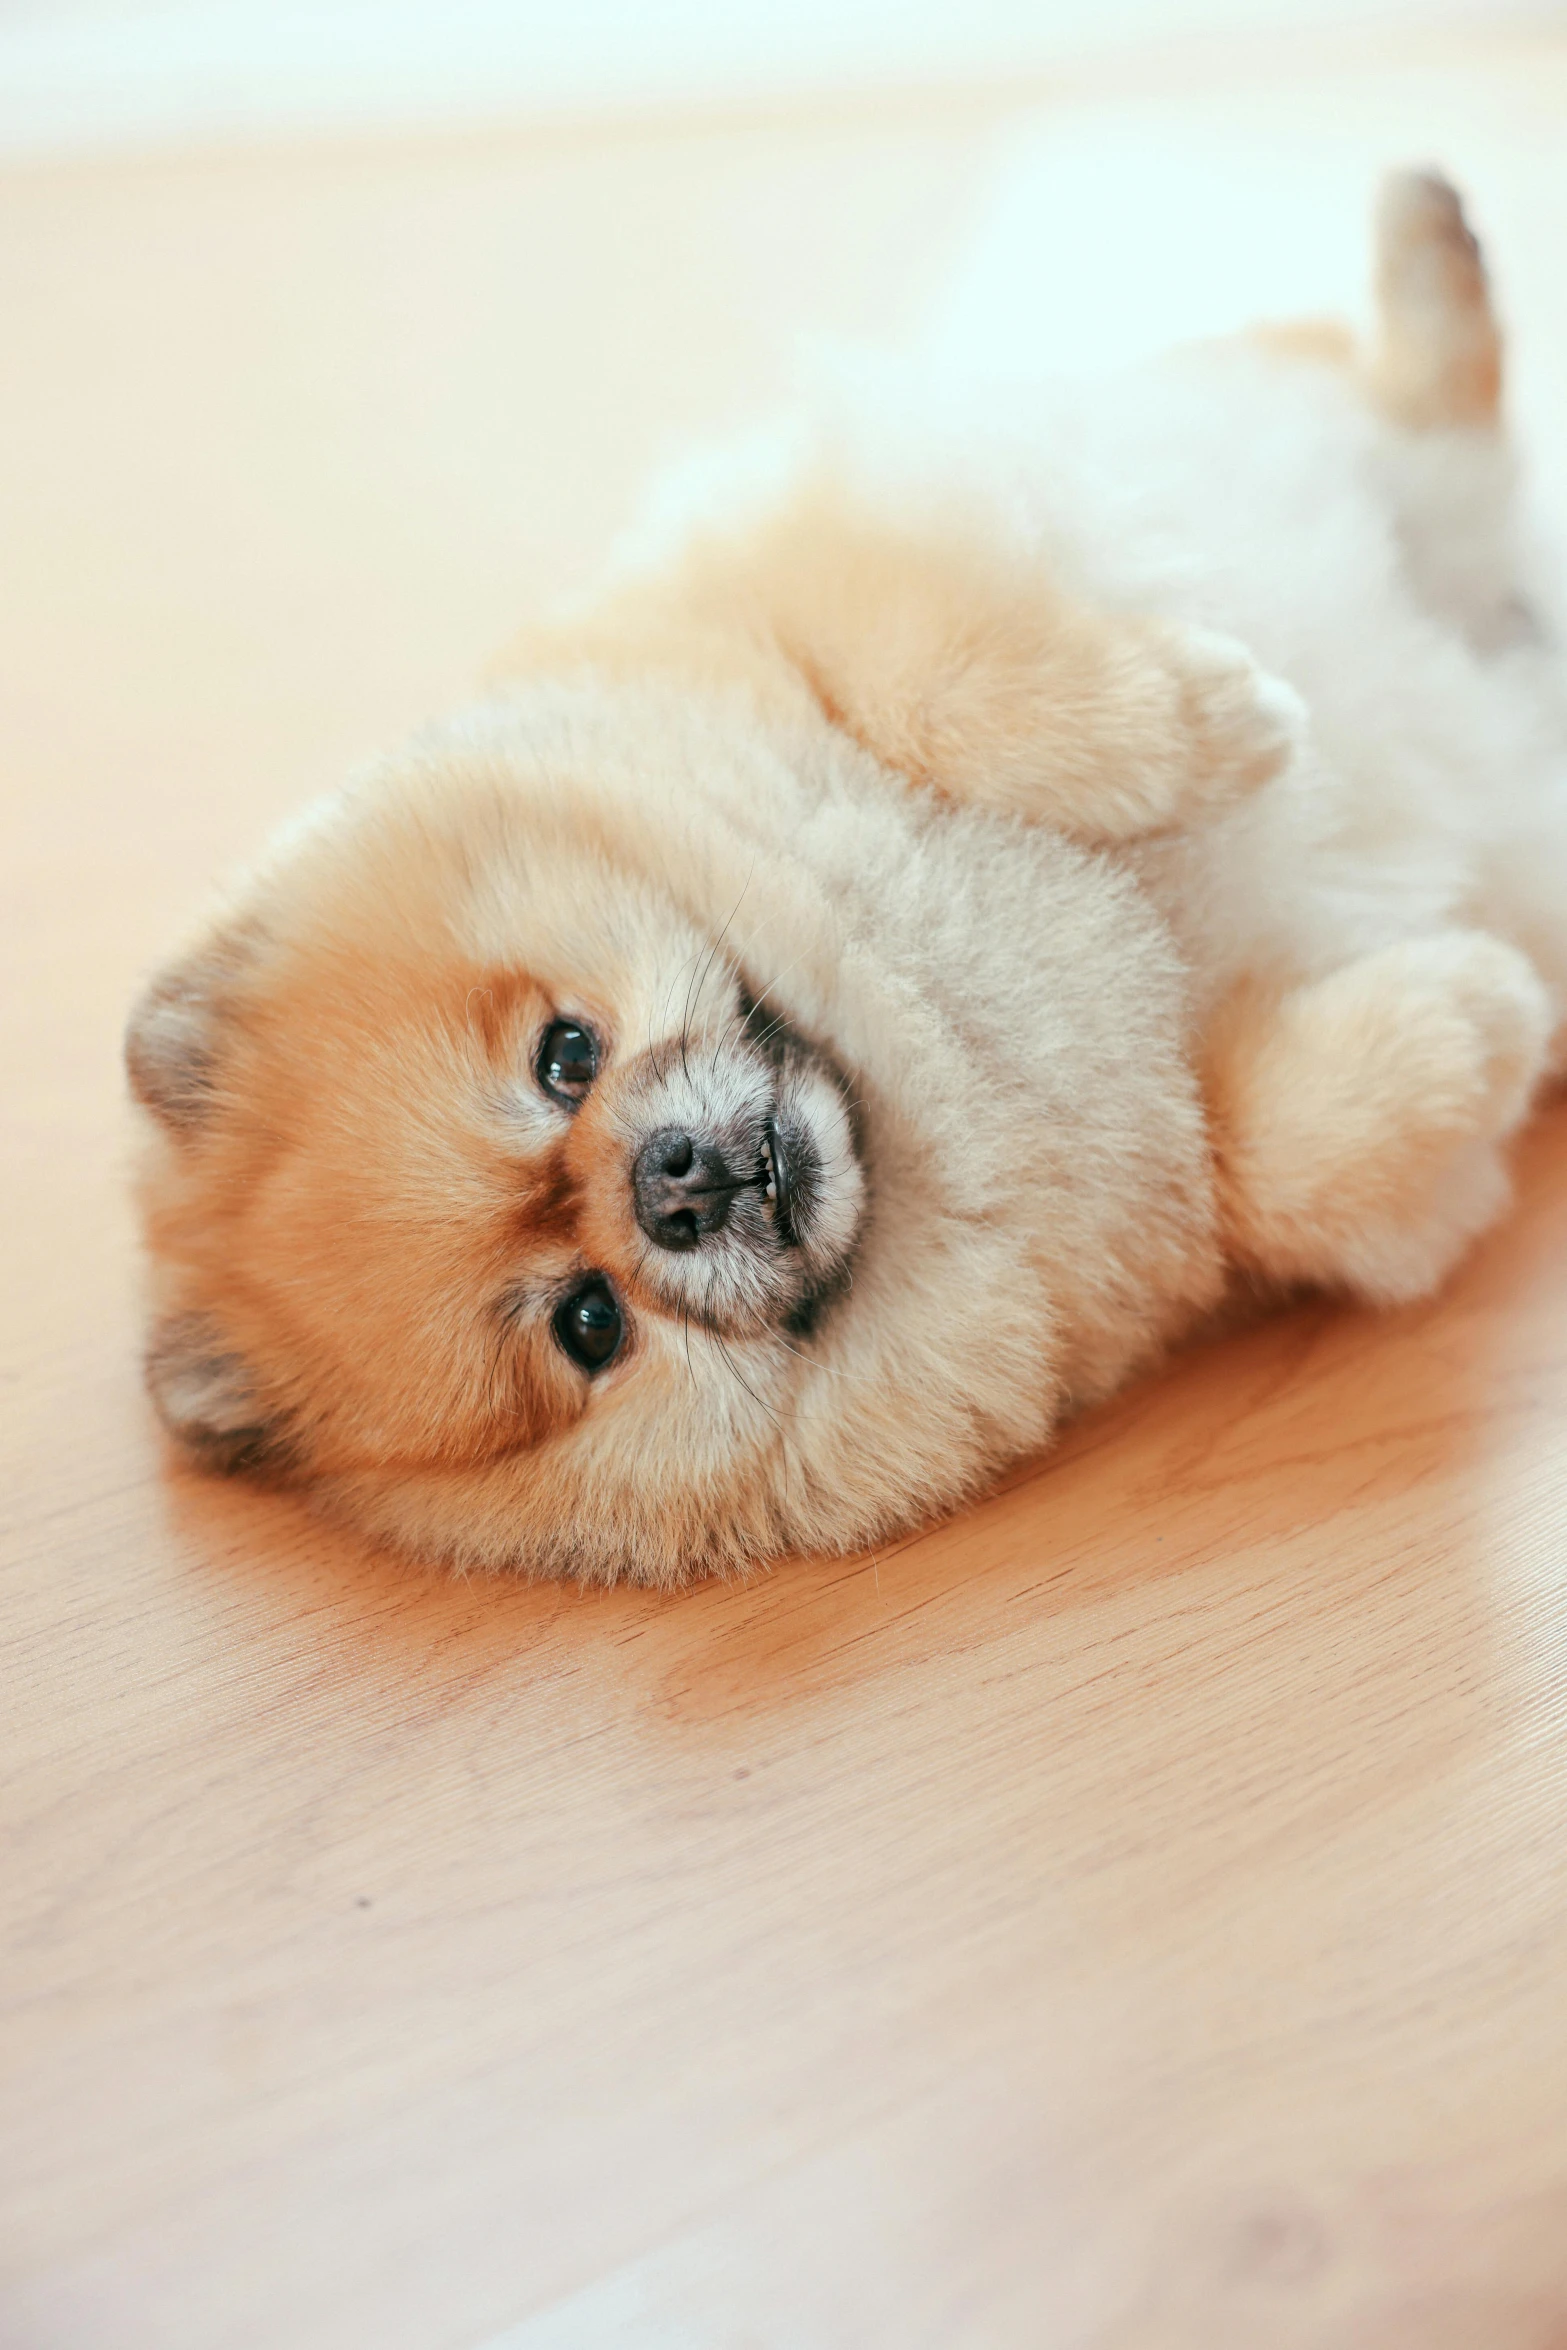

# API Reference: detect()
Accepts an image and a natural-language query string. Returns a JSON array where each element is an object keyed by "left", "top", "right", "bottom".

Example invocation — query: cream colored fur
[{"left": 127, "top": 171, "right": 1567, "bottom": 1582}]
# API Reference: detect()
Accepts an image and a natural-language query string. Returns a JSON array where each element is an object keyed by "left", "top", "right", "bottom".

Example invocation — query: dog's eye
[
  {"left": 538, "top": 1020, "right": 598, "bottom": 1105},
  {"left": 553, "top": 1279, "right": 623, "bottom": 1373}
]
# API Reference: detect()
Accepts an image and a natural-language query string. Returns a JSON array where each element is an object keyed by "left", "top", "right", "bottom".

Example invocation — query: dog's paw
[
  {"left": 1382, "top": 929, "right": 1552, "bottom": 1142},
  {"left": 1214, "top": 929, "right": 1553, "bottom": 1306},
  {"left": 1325, "top": 932, "right": 1549, "bottom": 1301},
  {"left": 1164, "top": 625, "right": 1308, "bottom": 822}
]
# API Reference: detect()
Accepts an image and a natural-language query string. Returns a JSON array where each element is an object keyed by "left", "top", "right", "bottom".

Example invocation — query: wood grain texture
[{"left": 5, "top": 35, "right": 1567, "bottom": 2350}]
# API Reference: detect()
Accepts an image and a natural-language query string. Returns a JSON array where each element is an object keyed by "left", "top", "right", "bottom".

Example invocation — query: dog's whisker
[
  {"left": 738, "top": 951, "right": 810, "bottom": 1044},
  {"left": 710, "top": 1327, "right": 783, "bottom": 1434},
  {"left": 671, "top": 867, "right": 755, "bottom": 1086},
  {"left": 691, "top": 867, "right": 754, "bottom": 1034},
  {"left": 767, "top": 1331, "right": 844, "bottom": 1378},
  {"left": 653, "top": 946, "right": 704, "bottom": 1086}
]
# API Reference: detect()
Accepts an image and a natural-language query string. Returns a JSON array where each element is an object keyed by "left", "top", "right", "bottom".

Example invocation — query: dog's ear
[
  {"left": 125, "top": 928, "right": 258, "bottom": 1137},
  {"left": 145, "top": 1313, "right": 279, "bottom": 1473}
]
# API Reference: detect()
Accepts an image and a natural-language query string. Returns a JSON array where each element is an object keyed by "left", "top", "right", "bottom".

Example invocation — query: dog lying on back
[{"left": 128, "top": 172, "right": 1567, "bottom": 1582}]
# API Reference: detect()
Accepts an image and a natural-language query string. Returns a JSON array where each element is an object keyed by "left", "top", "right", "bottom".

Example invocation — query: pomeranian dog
[{"left": 128, "top": 171, "right": 1567, "bottom": 1583}]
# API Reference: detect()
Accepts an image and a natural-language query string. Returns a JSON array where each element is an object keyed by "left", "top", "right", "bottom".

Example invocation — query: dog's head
[
  {"left": 129, "top": 479, "right": 1242, "bottom": 1582},
  {"left": 129, "top": 692, "right": 873, "bottom": 1576}
]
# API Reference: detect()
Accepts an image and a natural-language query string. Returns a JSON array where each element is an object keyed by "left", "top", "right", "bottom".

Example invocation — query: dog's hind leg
[
  {"left": 1203, "top": 930, "right": 1553, "bottom": 1304},
  {"left": 1368, "top": 168, "right": 1502, "bottom": 433},
  {"left": 1372, "top": 169, "right": 1566, "bottom": 659},
  {"left": 1250, "top": 170, "right": 1501, "bottom": 431},
  {"left": 1363, "top": 170, "right": 1546, "bottom": 653},
  {"left": 1256, "top": 172, "right": 1535, "bottom": 651}
]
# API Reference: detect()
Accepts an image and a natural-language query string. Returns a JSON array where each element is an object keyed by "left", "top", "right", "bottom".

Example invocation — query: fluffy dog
[{"left": 128, "top": 171, "right": 1567, "bottom": 1582}]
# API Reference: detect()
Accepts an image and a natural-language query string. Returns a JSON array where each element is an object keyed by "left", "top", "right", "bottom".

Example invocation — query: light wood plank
[{"left": 5, "top": 38, "right": 1567, "bottom": 2350}]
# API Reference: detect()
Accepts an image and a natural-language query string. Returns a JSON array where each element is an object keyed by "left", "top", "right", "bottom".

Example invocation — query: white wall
[{"left": 2, "top": 0, "right": 1556, "bottom": 161}]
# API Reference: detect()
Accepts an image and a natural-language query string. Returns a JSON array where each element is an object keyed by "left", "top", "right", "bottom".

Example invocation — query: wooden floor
[{"left": 7, "top": 31, "right": 1567, "bottom": 2350}]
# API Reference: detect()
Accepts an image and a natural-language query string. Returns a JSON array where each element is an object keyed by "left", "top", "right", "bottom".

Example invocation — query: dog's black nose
[{"left": 633, "top": 1129, "right": 739, "bottom": 1251}]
